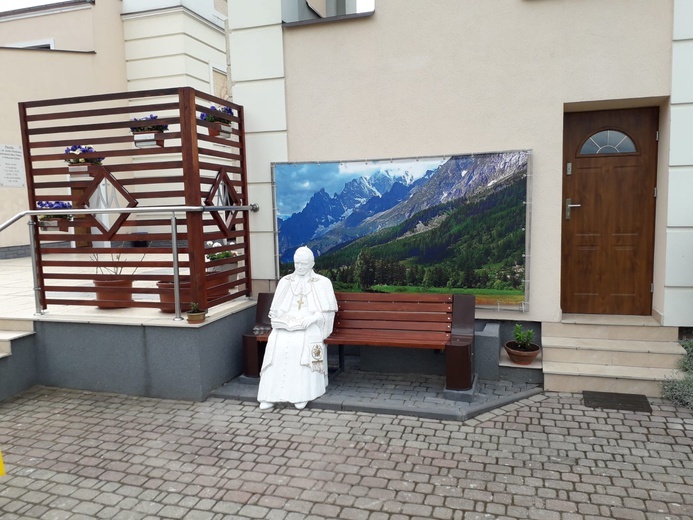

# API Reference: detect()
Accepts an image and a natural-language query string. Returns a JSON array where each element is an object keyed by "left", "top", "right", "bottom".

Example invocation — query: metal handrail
[{"left": 0, "top": 204, "right": 259, "bottom": 320}]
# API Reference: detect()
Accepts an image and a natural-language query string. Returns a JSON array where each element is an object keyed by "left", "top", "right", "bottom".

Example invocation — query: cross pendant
[{"left": 297, "top": 293, "right": 304, "bottom": 310}]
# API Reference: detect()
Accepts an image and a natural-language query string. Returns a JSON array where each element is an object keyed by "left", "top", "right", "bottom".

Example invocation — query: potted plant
[
  {"left": 36, "top": 200, "right": 73, "bottom": 232},
  {"left": 91, "top": 252, "right": 145, "bottom": 309},
  {"left": 504, "top": 323, "right": 541, "bottom": 365},
  {"left": 199, "top": 105, "right": 235, "bottom": 138},
  {"left": 206, "top": 241, "right": 239, "bottom": 299},
  {"left": 130, "top": 114, "right": 169, "bottom": 148},
  {"left": 186, "top": 302, "right": 207, "bottom": 323},
  {"left": 64, "top": 144, "right": 104, "bottom": 172}
]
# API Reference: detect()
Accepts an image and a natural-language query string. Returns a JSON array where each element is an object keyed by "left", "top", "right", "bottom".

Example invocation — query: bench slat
[
  {"left": 333, "top": 320, "right": 452, "bottom": 332},
  {"left": 335, "top": 292, "right": 452, "bottom": 304},
  {"left": 338, "top": 301, "right": 453, "bottom": 313},
  {"left": 326, "top": 332, "right": 450, "bottom": 348},
  {"left": 337, "top": 310, "right": 452, "bottom": 323}
]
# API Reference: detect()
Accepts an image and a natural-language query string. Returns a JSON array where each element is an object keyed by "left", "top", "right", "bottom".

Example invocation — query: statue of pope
[{"left": 257, "top": 247, "right": 338, "bottom": 410}]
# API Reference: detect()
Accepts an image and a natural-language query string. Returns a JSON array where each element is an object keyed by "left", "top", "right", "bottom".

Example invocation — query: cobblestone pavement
[{"left": 1, "top": 387, "right": 692, "bottom": 520}]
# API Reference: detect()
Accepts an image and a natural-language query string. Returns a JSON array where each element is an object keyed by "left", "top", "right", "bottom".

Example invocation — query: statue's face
[{"left": 294, "top": 252, "right": 314, "bottom": 276}]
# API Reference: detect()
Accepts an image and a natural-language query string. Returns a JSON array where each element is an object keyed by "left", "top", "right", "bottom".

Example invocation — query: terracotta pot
[
  {"left": 157, "top": 280, "right": 191, "bottom": 313},
  {"left": 93, "top": 279, "right": 133, "bottom": 309},
  {"left": 504, "top": 341, "right": 541, "bottom": 365},
  {"left": 157, "top": 273, "right": 230, "bottom": 312},
  {"left": 209, "top": 122, "right": 232, "bottom": 138}
]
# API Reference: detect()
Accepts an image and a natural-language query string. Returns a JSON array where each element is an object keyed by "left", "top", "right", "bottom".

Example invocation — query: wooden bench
[{"left": 242, "top": 291, "right": 475, "bottom": 391}]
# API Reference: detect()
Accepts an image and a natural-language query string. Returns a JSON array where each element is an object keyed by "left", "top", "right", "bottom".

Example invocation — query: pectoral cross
[{"left": 297, "top": 292, "right": 304, "bottom": 310}]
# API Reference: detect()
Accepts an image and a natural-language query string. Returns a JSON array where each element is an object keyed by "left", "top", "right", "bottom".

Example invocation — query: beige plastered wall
[
  {"left": 233, "top": 0, "right": 674, "bottom": 323},
  {"left": 0, "top": 2, "right": 127, "bottom": 249}
]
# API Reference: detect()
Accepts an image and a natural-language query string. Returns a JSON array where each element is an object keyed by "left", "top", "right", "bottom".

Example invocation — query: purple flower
[
  {"left": 64, "top": 144, "right": 104, "bottom": 165},
  {"left": 199, "top": 105, "right": 234, "bottom": 123}
]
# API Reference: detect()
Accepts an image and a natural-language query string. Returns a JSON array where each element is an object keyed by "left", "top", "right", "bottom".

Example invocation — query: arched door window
[{"left": 579, "top": 129, "right": 636, "bottom": 155}]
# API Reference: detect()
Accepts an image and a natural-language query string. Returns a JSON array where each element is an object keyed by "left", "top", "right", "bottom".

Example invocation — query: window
[
  {"left": 282, "top": 0, "right": 375, "bottom": 25},
  {"left": 579, "top": 130, "right": 636, "bottom": 155}
]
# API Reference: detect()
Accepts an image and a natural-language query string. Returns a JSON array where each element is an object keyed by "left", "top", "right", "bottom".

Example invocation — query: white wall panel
[
  {"left": 668, "top": 169, "right": 693, "bottom": 226},
  {"left": 665, "top": 229, "right": 693, "bottom": 285},
  {"left": 670, "top": 105, "right": 693, "bottom": 166},
  {"left": 674, "top": 0, "right": 693, "bottom": 39},
  {"left": 228, "top": 0, "right": 281, "bottom": 29},
  {"left": 249, "top": 231, "right": 279, "bottom": 279},
  {"left": 662, "top": 288, "right": 693, "bottom": 326},
  {"left": 245, "top": 133, "right": 288, "bottom": 183},
  {"left": 230, "top": 25, "right": 284, "bottom": 81},
  {"left": 247, "top": 183, "right": 275, "bottom": 233},
  {"left": 672, "top": 41, "right": 693, "bottom": 104},
  {"left": 233, "top": 79, "right": 287, "bottom": 133}
]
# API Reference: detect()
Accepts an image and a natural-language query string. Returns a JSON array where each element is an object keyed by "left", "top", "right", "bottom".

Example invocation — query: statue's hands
[{"left": 300, "top": 312, "right": 320, "bottom": 329}]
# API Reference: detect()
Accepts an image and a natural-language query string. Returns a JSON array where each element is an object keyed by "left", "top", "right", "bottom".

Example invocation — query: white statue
[{"left": 257, "top": 246, "right": 338, "bottom": 410}]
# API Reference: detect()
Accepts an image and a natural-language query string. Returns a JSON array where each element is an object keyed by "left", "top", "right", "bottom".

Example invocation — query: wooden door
[{"left": 561, "top": 108, "right": 658, "bottom": 315}]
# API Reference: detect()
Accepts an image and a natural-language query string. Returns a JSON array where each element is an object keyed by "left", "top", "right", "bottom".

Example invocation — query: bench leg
[
  {"left": 328, "top": 344, "right": 346, "bottom": 377},
  {"left": 446, "top": 342, "right": 472, "bottom": 391},
  {"left": 243, "top": 334, "right": 263, "bottom": 378}
]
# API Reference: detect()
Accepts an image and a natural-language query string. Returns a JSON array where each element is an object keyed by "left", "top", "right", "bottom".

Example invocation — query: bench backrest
[
  {"left": 253, "top": 291, "right": 475, "bottom": 347},
  {"left": 331, "top": 292, "right": 458, "bottom": 346}
]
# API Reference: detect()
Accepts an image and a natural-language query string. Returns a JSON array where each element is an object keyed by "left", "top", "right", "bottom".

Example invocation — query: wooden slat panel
[
  {"left": 334, "top": 318, "right": 451, "bottom": 331},
  {"left": 335, "top": 291, "right": 452, "bottom": 303},
  {"left": 325, "top": 334, "right": 449, "bottom": 349},
  {"left": 337, "top": 301, "right": 452, "bottom": 313}
]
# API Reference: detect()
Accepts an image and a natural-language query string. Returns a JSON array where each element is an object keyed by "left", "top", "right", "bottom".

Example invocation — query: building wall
[
  {"left": 230, "top": 0, "right": 676, "bottom": 323},
  {"left": 0, "top": 0, "right": 227, "bottom": 253},
  {"left": 0, "top": 1, "right": 127, "bottom": 250},
  {"left": 122, "top": 4, "right": 227, "bottom": 93},
  {"left": 663, "top": 0, "right": 693, "bottom": 325}
]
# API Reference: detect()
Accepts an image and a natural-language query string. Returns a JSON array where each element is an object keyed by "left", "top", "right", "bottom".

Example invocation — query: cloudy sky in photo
[{"left": 274, "top": 157, "right": 447, "bottom": 220}]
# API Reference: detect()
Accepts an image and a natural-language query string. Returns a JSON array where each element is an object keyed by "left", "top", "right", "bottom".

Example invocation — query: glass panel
[
  {"left": 283, "top": 0, "right": 375, "bottom": 23},
  {"left": 579, "top": 130, "right": 636, "bottom": 155}
]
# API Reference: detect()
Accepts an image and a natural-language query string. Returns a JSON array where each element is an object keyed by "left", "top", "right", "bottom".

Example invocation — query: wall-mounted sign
[
  {"left": 274, "top": 150, "right": 531, "bottom": 310},
  {"left": 0, "top": 144, "right": 26, "bottom": 188}
]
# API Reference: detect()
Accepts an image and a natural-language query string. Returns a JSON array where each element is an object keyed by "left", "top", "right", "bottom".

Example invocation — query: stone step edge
[
  {"left": 0, "top": 330, "right": 35, "bottom": 357},
  {"left": 542, "top": 361, "right": 684, "bottom": 381},
  {"left": 0, "top": 318, "right": 35, "bottom": 333},
  {"left": 542, "top": 322, "right": 678, "bottom": 341},
  {"left": 541, "top": 336, "right": 685, "bottom": 354}
]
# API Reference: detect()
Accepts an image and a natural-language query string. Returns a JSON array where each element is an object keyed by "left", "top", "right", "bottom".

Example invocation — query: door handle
[{"left": 565, "top": 198, "right": 581, "bottom": 220}]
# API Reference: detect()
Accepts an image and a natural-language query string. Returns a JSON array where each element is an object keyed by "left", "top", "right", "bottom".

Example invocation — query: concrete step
[
  {"left": 0, "top": 318, "right": 34, "bottom": 333},
  {"left": 543, "top": 361, "right": 683, "bottom": 397},
  {"left": 0, "top": 329, "right": 35, "bottom": 359},
  {"left": 543, "top": 321, "right": 678, "bottom": 342},
  {"left": 542, "top": 336, "right": 685, "bottom": 369}
]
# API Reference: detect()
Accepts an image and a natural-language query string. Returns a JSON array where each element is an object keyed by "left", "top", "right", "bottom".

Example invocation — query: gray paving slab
[
  {"left": 211, "top": 357, "right": 543, "bottom": 422},
  {"left": 1, "top": 386, "right": 692, "bottom": 520}
]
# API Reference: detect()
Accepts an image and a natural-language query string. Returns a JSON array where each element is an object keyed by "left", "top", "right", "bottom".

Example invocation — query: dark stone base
[{"left": 443, "top": 375, "right": 479, "bottom": 402}]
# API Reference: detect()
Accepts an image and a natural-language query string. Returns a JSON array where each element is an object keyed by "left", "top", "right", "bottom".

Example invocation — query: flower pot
[
  {"left": 93, "top": 279, "right": 133, "bottom": 309},
  {"left": 133, "top": 131, "right": 165, "bottom": 148},
  {"left": 157, "top": 280, "right": 191, "bottom": 313},
  {"left": 209, "top": 123, "right": 233, "bottom": 138},
  {"left": 39, "top": 218, "right": 71, "bottom": 232},
  {"left": 207, "top": 271, "right": 232, "bottom": 300},
  {"left": 186, "top": 311, "right": 207, "bottom": 324},
  {"left": 504, "top": 341, "right": 541, "bottom": 365}
]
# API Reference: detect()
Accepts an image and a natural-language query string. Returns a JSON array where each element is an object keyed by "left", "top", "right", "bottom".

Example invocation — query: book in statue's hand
[{"left": 271, "top": 314, "right": 304, "bottom": 331}]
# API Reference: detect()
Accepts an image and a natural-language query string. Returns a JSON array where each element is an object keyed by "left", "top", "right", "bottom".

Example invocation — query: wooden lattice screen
[{"left": 18, "top": 87, "right": 251, "bottom": 311}]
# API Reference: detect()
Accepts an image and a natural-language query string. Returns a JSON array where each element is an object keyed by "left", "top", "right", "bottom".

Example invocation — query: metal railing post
[
  {"left": 27, "top": 219, "right": 45, "bottom": 315},
  {"left": 170, "top": 214, "right": 183, "bottom": 321}
]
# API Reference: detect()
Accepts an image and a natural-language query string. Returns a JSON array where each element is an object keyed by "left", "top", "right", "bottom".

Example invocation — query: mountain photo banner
[{"left": 273, "top": 150, "right": 531, "bottom": 310}]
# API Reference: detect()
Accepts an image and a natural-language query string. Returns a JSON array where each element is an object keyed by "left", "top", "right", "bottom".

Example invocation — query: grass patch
[{"left": 662, "top": 339, "right": 693, "bottom": 409}]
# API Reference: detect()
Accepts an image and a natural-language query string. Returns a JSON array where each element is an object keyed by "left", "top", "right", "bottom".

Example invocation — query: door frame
[{"left": 560, "top": 107, "right": 659, "bottom": 316}]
